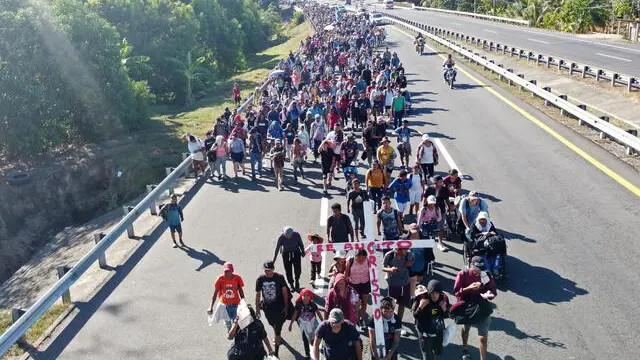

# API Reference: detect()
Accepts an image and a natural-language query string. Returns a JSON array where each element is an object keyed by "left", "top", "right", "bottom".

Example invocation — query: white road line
[
  {"left": 596, "top": 52, "right": 632, "bottom": 62},
  {"left": 314, "top": 198, "right": 329, "bottom": 296},
  {"left": 451, "top": 22, "right": 461, "bottom": 26},
  {"left": 484, "top": 29, "right": 497, "bottom": 34},
  {"left": 527, "top": 37, "right": 550, "bottom": 44},
  {"left": 320, "top": 197, "right": 328, "bottom": 226},
  {"left": 433, "top": 138, "right": 464, "bottom": 177}
]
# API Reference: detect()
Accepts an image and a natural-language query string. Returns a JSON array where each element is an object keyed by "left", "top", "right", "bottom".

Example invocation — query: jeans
[
  {"left": 420, "top": 163, "right": 435, "bottom": 179},
  {"left": 419, "top": 334, "right": 443, "bottom": 360},
  {"left": 482, "top": 254, "right": 502, "bottom": 273},
  {"left": 282, "top": 251, "right": 302, "bottom": 286},
  {"left": 366, "top": 145, "right": 378, "bottom": 167},
  {"left": 393, "top": 112, "right": 403, "bottom": 129},
  {"left": 310, "top": 261, "right": 321, "bottom": 281},
  {"left": 352, "top": 209, "right": 365, "bottom": 235},
  {"left": 369, "top": 187, "right": 383, "bottom": 212},
  {"left": 250, "top": 152, "right": 262, "bottom": 177},
  {"left": 213, "top": 156, "right": 227, "bottom": 177},
  {"left": 313, "top": 139, "right": 322, "bottom": 159},
  {"left": 293, "top": 159, "right": 305, "bottom": 180},
  {"left": 224, "top": 303, "right": 239, "bottom": 331}
]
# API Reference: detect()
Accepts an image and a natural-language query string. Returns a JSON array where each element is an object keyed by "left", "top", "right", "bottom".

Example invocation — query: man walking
[
  {"left": 206, "top": 262, "right": 245, "bottom": 331},
  {"left": 327, "top": 203, "right": 355, "bottom": 243},
  {"left": 313, "top": 308, "right": 362, "bottom": 360},
  {"left": 161, "top": 194, "right": 184, "bottom": 248},
  {"left": 273, "top": 226, "right": 305, "bottom": 291},
  {"left": 347, "top": 179, "right": 369, "bottom": 240},
  {"left": 416, "top": 135, "right": 439, "bottom": 180},
  {"left": 383, "top": 247, "right": 415, "bottom": 330},
  {"left": 256, "top": 261, "right": 291, "bottom": 357}
]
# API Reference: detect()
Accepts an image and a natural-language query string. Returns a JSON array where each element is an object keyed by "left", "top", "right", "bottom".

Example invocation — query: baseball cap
[
  {"left": 427, "top": 195, "right": 437, "bottom": 204},
  {"left": 421, "top": 134, "right": 430, "bottom": 141},
  {"left": 283, "top": 226, "right": 294, "bottom": 236},
  {"left": 470, "top": 256, "right": 485, "bottom": 271},
  {"left": 223, "top": 262, "right": 234, "bottom": 272},
  {"left": 328, "top": 308, "right": 344, "bottom": 323},
  {"left": 263, "top": 261, "right": 275, "bottom": 270}
]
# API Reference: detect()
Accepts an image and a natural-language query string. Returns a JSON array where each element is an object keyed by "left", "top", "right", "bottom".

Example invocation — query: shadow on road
[
  {"left": 505, "top": 257, "right": 588, "bottom": 304},
  {"left": 179, "top": 246, "right": 225, "bottom": 271},
  {"left": 31, "top": 180, "right": 206, "bottom": 359},
  {"left": 500, "top": 229, "right": 537, "bottom": 243},
  {"left": 428, "top": 131, "right": 456, "bottom": 140},
  {"left": 492, "top": 316, "right": 567, "bottom": 348},
  {"left": 454, "top": 83, "right": 489, "bottom": 90}
]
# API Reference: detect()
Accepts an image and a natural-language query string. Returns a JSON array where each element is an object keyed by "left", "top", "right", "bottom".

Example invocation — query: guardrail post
[
  {"left": 581, "top": 66, "right": 589, "bottom": 78},
  {"left": 481, "top": 56, "right": 487, "bottom": 70},
  {"left": 546, "top": 56, "right": 552, "bottom": 68},
  {"left": 502, "top": 44, "right": 508, "bottom": 55},
  {"left": 146, "top": 184, "right": 158, "bottom": 215},
  {"left": 611, "top": 73, "right": 619, "bottom": 87},
  {"left": 527, "top": 51, "right": 533, "bottom": 62},
  {"left": 510, "top": 47, "right": 516, "bottom": 57},
  {"left": 595, "top": 69, "right": 603, "bottom": 82},
  {"left": 543, "top": 87, "right": 552, "bottom": 105},
  {"left": 627, "top": 129, "right": 638, "bottom": 155},
  {"left": 557, "top": 60, "right": 564, "bottom": 71},
  {"left": 507, "top": 69, "right": 514, "bottom": 85},
  {"left": 93, "top": 232, "right": 107, "bottom": 269},
  {"left": 599, "top": 116, "right": 609, "bottom": 139},
  {"left": 628, "top": 77, "right": 636, "bottom": 92},
  {"left": 182, "top": 153, "right": 195, "bottom": 178},
  {"left": 165, "top": 167, "right": 175, "bottom": 195},
  {"left": 528, "top": 80, "right": 537, "bottom": 96},
  {"left": 517, "top": 74, "right": 525, "bottom": 90},
  {"left": 57, "top": 266, "right": 72, "bottom": 304},
  {"left": 559, "top": 95, "right": 568, "bottom": 116},
  {"left": 497, "top": 64, "right": 504, "bottom": 81},
  {"left": 123, "top": 206, "right": 135, "bottom": 239},
  {"left": 577, "top": 105, "right": 587, "bottom": 124},
  {"left": 11, "top": 308, "right": 27, "bottom": 344},
  {"left": 569, "top": 63, "right": 576, "bottom": 75},
  {"left": 536, "top": 54, "right": 542, "bottom": 65}
]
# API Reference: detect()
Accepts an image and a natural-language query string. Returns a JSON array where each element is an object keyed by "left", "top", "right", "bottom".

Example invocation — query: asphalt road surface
[
  {"left": 375, "top": 5, "right": 640, "bottom": 77},
  {"left": 36, "top": 26, "right": 640, "bottom": 360}
]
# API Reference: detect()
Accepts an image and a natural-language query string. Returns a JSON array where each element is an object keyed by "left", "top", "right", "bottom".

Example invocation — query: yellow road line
[{"left": 393, "top": 26, "right": 640, "bottom": 197}]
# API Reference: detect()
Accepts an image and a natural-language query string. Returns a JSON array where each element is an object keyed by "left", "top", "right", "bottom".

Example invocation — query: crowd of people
[{"left": 171, "top": 3, "right": 506, "bottom": 360}]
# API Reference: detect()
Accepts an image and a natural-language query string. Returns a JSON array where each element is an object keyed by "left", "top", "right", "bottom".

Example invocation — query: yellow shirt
[
  {"left": 377, "top": 145, "right": 394, "bottom": 166},
  {"left": 367, "top": 168, "right": 385, "bottom": 188}
]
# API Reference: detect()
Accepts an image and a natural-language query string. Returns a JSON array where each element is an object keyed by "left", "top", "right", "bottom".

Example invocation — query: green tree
[{"left": 167, "top": 51, "right": 207, "bottom": 107}]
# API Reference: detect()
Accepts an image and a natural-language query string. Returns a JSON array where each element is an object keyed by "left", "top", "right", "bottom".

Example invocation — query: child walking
[
  {"left": 306, "top": 234, "right": 324, "bottom": 287},
  {"left": 288, "top": 288, "right": 322, "bottom": 359}
]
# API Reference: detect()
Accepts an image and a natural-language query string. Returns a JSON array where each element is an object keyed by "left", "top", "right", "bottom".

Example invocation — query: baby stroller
[
  {"left": 444, "top": 197, "right": 460, "bottom": 242},
  {"left": 419, "top": 221, "right": 439, "bottom": 278},
  {"left": 463, "top": 231, "right": 507, "bottom": 285}
]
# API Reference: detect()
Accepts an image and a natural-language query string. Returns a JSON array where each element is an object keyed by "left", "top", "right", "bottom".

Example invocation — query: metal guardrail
[
  {"left": 410, "top": 4, "right": 531, "bottom": 26},
  {"left": 388, "top": 12, "right": 640, "bottom": 92},
  {"left": 382, "top": 15, "right": 640, "bottom": 155}
]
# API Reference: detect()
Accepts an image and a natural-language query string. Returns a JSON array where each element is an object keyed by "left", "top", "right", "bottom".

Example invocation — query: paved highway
[
  {"left": 374, "top": 5, "right": 640, "bottom": 77},
  {"left": 35, "top": 26, "right": 640, "bottom": 360}
]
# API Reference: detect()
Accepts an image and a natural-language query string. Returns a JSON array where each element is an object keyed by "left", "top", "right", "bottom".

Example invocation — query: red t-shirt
[
  {"left": 215, "top": 274, "right": 244, "bottom": 305},
  {"left": 233, "top": 88, "right": 240, "bottom": 98},
  {"left": 443, "top": 175, "right": 462, "bottom": 190},
  {"left": 329, "top": 113, "right": 340, "bottom": 130}
]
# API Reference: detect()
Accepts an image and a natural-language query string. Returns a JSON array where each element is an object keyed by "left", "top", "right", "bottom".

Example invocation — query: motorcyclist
[{"left": 442, "top": 54, "right": 456, "bottom": 83}]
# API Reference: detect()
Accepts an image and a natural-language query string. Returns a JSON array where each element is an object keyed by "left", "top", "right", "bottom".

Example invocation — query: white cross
[{"left": 308, "top": 200, "right": 436, "bottom": 358}]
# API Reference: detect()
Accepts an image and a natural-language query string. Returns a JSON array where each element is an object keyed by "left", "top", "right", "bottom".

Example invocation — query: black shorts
[
  {"left": 230, "top": 152, "right": 244, "bottom": 163},
  {"left": 264, "top": 309, "right": 286, "bottom": 335},
  {"left": 409, "top": 268, "right": 426, "bottom": 278},
  {"left": 351, "top": 282, "right": 371, "bottom": 295}
]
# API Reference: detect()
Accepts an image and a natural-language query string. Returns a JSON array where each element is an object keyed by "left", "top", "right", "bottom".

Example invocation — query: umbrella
[
  {"left": 324, "top": 24, "right": 335, "bottom": 31},
  {"left": 269, "top": 69, "right": 286, "bottom": 78}
]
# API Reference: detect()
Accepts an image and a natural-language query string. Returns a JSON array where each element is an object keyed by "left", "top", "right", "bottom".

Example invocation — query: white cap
[
  {"left": 421, "top": 134, "right": 430, "bottom": 141},
  {"left": 427, "top": 195, "right": 437, "bottom": 204}
]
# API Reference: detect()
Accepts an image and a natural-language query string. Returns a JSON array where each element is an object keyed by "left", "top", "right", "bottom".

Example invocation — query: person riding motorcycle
[
  {"left": 442, "top": 54, "right": 457, "bottom": 83},
  {"left": 414, "top": 34, "right": 425, "bottom": 54}
]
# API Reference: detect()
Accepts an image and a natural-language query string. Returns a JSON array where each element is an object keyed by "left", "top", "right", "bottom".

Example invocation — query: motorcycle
[{"left": 444, "top": 67, "right": 457, "bottom": 89}]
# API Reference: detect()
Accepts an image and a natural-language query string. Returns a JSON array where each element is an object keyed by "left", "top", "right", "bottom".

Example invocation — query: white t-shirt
[
  {"left": 410, "top": 174, "right": 422, "bottom": 192},
  {"left": 385, "top": 90, "right": 394, "bottom": 106},
  {"left": 419, "top": 144, "right": 435, "bottom": 164},
  {"left": 188, "top": 140, "right": 204, "bottom": 161}
]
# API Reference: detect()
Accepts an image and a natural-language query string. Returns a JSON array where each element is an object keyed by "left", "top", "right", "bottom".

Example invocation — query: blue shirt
[
  {"left": 389, "top": 178, "right": 412, "bottom": 203},
  {"left": 460, "top": 198, "right": 489, "bottom": 225},
  {"left": 165, "top": 204, "right": 182, "bottom": 226},
  {"left": 268, "top": 121, "right": 283, "bottom": 139},
  {"left": 395, "top": 127, "right": 412, "bottom": 144}
]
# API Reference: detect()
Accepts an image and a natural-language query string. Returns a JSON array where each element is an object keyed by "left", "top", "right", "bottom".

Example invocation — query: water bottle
[{"left": 480, "top": 271, "right": 489, "bottom": 285}]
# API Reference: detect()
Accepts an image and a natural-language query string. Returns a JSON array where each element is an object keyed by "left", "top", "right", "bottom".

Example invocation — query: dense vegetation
[
  {"left": 418, "top": 0, "right": 640, "bottom": 33},
  {"left": 0, "top": 0, "right": 283, "bottom": 157}
]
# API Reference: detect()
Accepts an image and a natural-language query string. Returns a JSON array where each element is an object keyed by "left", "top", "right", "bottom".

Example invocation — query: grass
[
  {"left": 0, "top": 303, "right": 69, "bottom": 359},
  {"left": 150, "top": 21, "right": 314, "bottom": 140}
]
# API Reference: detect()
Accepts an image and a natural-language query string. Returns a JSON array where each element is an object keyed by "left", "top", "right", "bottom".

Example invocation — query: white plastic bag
[
  {"left": 211, "top": 301, "right": 230, "bottom": 324},
  {"left": 264, "top": 356, "right": 279, "bottom": 360},
  {"left": 442, "top": 323, "right": 456, "bottom": 346}
]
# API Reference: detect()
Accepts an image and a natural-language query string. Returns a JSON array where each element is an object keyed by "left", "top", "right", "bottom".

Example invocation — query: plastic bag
[
  {"left": 442, "top": 323, "right": 456, "bottom": 346},
  {"left": 211, "top": 301, "right": 230, "bottom": 324},
  {"left": 264, "top": 356, "right": 279, "bottom": 360}
]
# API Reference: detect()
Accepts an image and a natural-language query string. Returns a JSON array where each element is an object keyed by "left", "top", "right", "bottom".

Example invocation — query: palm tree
[{"left": 167, "top": 51, "right": 207, "bottom": 107}]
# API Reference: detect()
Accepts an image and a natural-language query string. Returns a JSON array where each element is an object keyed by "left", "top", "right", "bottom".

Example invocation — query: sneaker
[
  {"left": 462, "top": 350, "right": 471, "bottom": 360},
  {"left": 400, "top": 329, "right": 408, "bottom": 336},
  {"left": 179, "top": 241, "right": 185, "bottom": 247},
  {"left": 172, "top": 243, "right": 178, "bottom": 248},
  {"left": 437, "top": 243, "right": 447, "bottom": 252}
]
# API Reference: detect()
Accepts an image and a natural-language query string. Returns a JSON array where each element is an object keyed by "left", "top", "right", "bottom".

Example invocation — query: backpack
[
  {"left": 207, "top": 147, "right": 217, "bottom": 162},
  {"left": 159, "top": 204, "right": 169, "bottom": 220}
]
